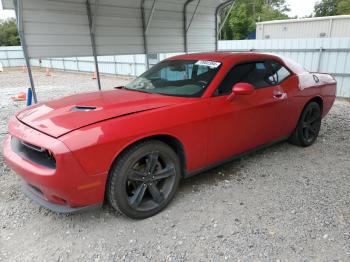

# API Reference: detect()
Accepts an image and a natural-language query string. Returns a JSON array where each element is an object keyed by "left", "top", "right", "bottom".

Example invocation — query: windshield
[{"left": 124, "top": 59, "right": 222, "bottom": 97}]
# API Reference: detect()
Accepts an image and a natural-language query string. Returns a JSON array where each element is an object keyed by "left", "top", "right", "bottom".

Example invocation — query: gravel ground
[{"left": 0, "top": 68, "right": 350, "bottom": 261}]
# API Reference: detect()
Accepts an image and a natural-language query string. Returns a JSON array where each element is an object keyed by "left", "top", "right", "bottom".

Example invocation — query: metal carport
[{"left": 1, "top": 0, "right": 234, "bottom": 103}]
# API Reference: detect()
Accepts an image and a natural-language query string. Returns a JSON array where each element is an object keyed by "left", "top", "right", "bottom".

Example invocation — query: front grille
[{"left": 11, "top": 137, "right": 56, "bottom": 169}]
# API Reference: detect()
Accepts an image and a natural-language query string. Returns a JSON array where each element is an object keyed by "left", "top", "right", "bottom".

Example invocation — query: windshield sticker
[{"left": 195, "top": 60, "right": 221, "bottom": 69}]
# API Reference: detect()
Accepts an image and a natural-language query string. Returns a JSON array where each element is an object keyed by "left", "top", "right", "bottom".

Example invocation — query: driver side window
[{"left": 216, "top": 61, "right": 275, "bottom": 96}]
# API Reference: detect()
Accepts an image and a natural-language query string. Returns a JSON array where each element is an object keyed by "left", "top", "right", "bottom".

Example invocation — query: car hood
[{"left": 16, "top": 89, "right": 184, "bottom": 138}]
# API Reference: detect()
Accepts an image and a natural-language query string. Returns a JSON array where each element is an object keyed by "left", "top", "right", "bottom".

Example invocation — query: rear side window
[
  {"left": 268, "top": 60, "right": 291, "bottom": 85},
  {"left": 216, "top": 61, "right": 272, "bottom": 95}
]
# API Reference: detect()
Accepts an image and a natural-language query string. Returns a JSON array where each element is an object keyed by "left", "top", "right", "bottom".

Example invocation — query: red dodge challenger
[{"left": 3, "top": 52, "right": 336, "bottom": 218}]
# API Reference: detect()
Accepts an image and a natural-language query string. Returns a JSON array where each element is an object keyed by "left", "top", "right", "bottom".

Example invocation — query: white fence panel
[{"left": 0, "top": 46, "right": 25, "bottom": 67}]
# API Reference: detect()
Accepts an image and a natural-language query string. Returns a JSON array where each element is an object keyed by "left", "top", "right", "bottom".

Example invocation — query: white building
[{"left": 256, "top": 15, "right": 350, "bottom": 40}]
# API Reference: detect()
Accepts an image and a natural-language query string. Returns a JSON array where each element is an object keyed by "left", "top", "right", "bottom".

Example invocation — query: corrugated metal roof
[{"left": 2, "top": 0, "right": 230, "bottom": 58}]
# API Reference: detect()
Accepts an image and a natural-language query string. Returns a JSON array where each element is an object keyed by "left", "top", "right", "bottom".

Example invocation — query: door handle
[
  {"left": 273, "top": 92, "right": 283, "bottom": 98},
  {"left": 273, "top": 91, "right": 287, "bottom": 100}
]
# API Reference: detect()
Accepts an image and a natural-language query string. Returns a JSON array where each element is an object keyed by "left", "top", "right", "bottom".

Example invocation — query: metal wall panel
[
  {"left": 187, "top": 2, "right": 217, "bottom": 52},
  {"left": 257, "top": 15, "right": 350, "bottom": 40},
  {"left": 94, "top": 0, "right": 144, "bottom": 55},
  {"left": 145, "top": 0, "right": 184, "bottom": 53},
  {"left": 2, "top": 0, "right": 227, "bottom": 58},
  {"left": 21, "top": 0, "right": 92, "bottom": 58}
]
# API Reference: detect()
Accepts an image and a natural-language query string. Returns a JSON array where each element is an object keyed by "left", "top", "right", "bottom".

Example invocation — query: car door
[
  {"left": 266, "top": 60, "right": 298, "bottom": 136},
  {"left": 206, "top": 60, "right": 290, "bottom": 165}
]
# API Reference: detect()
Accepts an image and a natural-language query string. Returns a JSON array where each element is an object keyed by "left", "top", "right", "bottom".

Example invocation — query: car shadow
[{"left": 177, "top": 141, "right": 291, "bottom": 194}]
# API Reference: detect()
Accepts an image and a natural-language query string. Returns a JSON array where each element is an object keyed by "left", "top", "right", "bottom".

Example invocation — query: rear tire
[
  {"left": 289, "top": 102, "right": 322, "bottom": 147},
  {"left": 106, "top": 140, "right": 181, "bottom": 219}
]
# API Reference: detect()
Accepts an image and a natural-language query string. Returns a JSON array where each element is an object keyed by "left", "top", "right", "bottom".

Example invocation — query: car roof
[
  {"left": 167, "top": 52, "right": 307, "bottom": 74},
  {"left": 167, "top": 52, "right": 281, "bottom": 63}
]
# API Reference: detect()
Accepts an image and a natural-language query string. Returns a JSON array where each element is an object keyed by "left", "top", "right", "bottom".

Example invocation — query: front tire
[
  {"left": 289, "top": 101, "right": 322, "bottom": 147},
  {"left": 106, "top": 140, "right": 181, "bottom": 219}
]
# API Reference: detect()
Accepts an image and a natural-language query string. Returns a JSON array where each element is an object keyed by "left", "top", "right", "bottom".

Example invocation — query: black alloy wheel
[
  {"left": 289, "top": 101, "right": 322, "bottom": 147},
  {"left": 107, "top": 140, "right": 181, "bottom": 219}
]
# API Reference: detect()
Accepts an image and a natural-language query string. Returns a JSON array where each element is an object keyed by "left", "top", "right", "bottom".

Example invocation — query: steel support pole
[
  {"left": 215, "top": 0, "right": 235, "bottom": 51},
  {"left": 183, "top": 0, "right": 194, "bottom": 53},
  {"left": 317, "top": 47, "right": 323, "bottom": 72},
  {"left": 328, "top": 18, "right": 333, "bottom": 38},
  {"left": 5, "top": 49, "right": 9, "bottom": 66},
  {"left": 86, "top": 0, "right": 101, "bottom": 90},
  {"left": 183, "top": 0, "right": 200, "bottom": 53},
  {"left": 13, "top": 0, "right": 38, "bottom": 103},
  {"left": 145, "top": 0, "right": 157, "bottom": 35},
  {"left": 186, "top": 0, "right": 200, "bottom": 32},
  {"left": 218, "top": 1, "right": 235, "bottom": 36},
  {"left": 141, "top": 0, "right": 151, "bottom": 70}
]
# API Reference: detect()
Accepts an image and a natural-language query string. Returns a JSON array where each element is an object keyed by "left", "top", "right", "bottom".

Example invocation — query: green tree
[
  {"left": 337, "top": 0, "right": 350, "bottom": 14},
  {"left": 258, "top": 4, "right": 290, "bottom": 21},
  {"left": 0, "top": 18, "right": 20, "bottom": 46},
  {"left": 220, "top": 0, "right": 290, "bottom": 40},
  {"left": 228, "top": 4, "right": 255, "bottom": 40},
  {"left": 314, "top": 0, "right": 339, "bottom": 16},
  {"left": 313, "top": 0, "right": 350, "bottom": 16}
]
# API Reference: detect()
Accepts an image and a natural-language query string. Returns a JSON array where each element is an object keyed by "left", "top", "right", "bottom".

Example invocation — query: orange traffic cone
[
  {"left": 92, "top": 71, "right": 97, "bottom": 79},
  {"left": 45, "top": 67, "right": 51, "bottom": 76},
  {"left": 11, "top": 92, "right": 27, "bottom": 101},
  {"left": 22, "top": 65, "right": 27, "bottom": 73}
]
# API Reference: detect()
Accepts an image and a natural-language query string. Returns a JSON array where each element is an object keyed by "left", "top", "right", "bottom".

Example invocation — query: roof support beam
[
  {"left": 218, "top": 0, "right": 235, "bottom": 36},
  {"left": 183, "top": 0, "right": 194, "bottom": 53},
  {"left": 13, "top": 0, "right": 38, "bottom": 103},
  {"left": 186, "top": 0, "right": 201, "bottom": 33},
  {"left": 184, "top": 0, "right": 201, "bottom": 53},
  {"left": 215, "top": 0, "right": 235, "bottom": 51},
  {"left": 141, "top": 0, "right": 153, "bottom": 70},
  {"left": 145, "top": 0, "right": 157, "bottom": 35},
  {"left": 86, "top": 0, "right": 101, "bottom": 90}
]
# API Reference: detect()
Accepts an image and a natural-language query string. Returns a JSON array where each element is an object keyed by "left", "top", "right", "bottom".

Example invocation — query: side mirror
[{"left": 227, "top": 83, "right": 255, "bottom": 101}]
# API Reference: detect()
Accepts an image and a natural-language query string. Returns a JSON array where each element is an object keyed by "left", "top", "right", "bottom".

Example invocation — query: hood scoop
[{"left": 71, "top": 106, "right": 97, "bottom": 112}]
